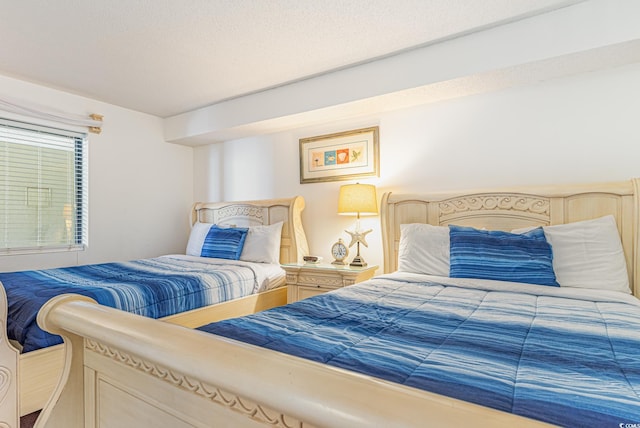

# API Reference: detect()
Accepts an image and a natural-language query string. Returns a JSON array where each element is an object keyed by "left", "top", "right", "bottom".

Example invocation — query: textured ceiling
[{"left": 0, "top": 0, "right": 583, "bottom": 118}]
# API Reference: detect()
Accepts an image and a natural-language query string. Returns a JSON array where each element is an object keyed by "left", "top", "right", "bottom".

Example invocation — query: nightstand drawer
[
  {"left": 282, "top": 263, "right": 378, "bottom": 303},
  {"left": 297, "top": 285, "right": 333, "bottom": 301}
]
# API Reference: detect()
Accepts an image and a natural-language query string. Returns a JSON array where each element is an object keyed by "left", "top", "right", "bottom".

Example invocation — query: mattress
[
  {"left": 200, "top": 273, "right": 640, "bottom": 427},
  {"left": 1, "top": 254, "right": 284, "bottom": 352}
]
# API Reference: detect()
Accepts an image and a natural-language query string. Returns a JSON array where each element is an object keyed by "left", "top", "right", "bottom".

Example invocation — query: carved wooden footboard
[
  {"left": 35, "top": 294, "right": 547, "bottom": 428},
  {"left": 0, "top": 287, "right": 18, "bottom": 428},
  {"left": 0, "top": 195, "right": 309, "bottom": 423}
]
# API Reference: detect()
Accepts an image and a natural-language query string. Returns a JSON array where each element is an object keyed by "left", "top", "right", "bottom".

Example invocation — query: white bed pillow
[
  {"left": 240, "top": 221, "right": 283, "bottom": 264},
  {"left": 397, "top": 223, "right": 450, "bottom": 276},
  {"left": 186, "top": 222, "right": 213, "bottom": 256},
  {"left": 187, "top": 221, "right": 283, "bottom": 264},
  {"left": 515, "top": 215, "right": 630, "bottom": 293},
  {"left": 545, "top": 216, "right": 629, "bottom": 293}
]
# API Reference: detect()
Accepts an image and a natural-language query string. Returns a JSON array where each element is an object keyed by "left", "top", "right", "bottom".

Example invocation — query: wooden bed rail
[{"left": 36, "top": 294, "right": 549, "bottom": 428}]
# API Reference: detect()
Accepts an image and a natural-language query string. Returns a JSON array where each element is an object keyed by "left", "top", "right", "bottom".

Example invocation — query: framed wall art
[{"left": 299, "top": 126, "right": 379, "bottom": 184}]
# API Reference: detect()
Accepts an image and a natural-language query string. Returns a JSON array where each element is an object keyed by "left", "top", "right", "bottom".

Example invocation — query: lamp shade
[{"left": 337, "top": 183, "right": 378, "bottom": 216}]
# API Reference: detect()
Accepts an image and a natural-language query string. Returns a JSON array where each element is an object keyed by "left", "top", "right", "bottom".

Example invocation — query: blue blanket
[
  {"left": 200, "top": 276, "right": 640, "bottom": 427},
  {"left": 1, "top": 256, "right": 261, "bottom": 352}
]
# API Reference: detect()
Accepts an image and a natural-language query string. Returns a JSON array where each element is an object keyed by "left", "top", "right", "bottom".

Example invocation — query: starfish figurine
[{"left": 345, "top": 228, "right": 372, "bottom": 248}]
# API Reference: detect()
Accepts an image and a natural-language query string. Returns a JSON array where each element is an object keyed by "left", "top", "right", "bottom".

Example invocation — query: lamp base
[{"left": 349, "top": 256, "right": 367, "bottom": 267}]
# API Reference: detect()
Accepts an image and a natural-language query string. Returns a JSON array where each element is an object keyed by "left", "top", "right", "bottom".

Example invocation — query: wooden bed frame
[
  {"left": 381, "top": 179, "right": 639, "bottom": 296},
  {"left": 0, "top": 196, "right": 309, "bottom": 426},
  {"left": 12, "top": 179, "right": 640, "bottom": 427}
]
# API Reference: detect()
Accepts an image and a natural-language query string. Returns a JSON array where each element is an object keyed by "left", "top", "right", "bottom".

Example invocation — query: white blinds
[{"left": 0, "top": 118, "right": 88, "bottom": 253}]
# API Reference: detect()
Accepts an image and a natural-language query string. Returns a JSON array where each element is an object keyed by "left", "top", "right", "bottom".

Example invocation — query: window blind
[{"left": 0, "top": 118, "right": 88, "bottom": 254}]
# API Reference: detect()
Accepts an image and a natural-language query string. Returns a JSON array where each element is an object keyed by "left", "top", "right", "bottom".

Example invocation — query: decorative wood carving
[
  {"left": 0, "top": 367, "right": 10, "bottom": 405},
  {"left": 285, "top": 273, "right": 299, "bottom": 283},
  {"left": 85, "top": 340, "right": 301, "bottom": 428},
  {"left": 439, "top": 194, "right": 550, "bottom": 217},
  {"left": 217, "top": 205, "right": 264, "bottom": 222},
  {"left": 298, "top": 275, "right": 342, "bottom": 287}
]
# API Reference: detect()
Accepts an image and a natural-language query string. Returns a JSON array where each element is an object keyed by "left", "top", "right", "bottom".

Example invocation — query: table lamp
[{"left": 337, "top": 183, "right": 378, "bottom": 267}]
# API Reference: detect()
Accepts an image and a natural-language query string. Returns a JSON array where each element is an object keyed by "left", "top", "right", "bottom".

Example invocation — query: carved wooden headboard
[
  {"left": 191, "top": 196, "right": 309, "bottom": 264},
  {"left": 381, "top": 179, "right": 640, "bottom": 296}
]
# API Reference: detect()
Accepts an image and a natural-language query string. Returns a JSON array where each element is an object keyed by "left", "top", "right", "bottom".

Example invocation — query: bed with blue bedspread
[
  {"left": 27, "top": 181, "right": 640, "bottom": 427},
  {"left": 1, "top": 255, "right": 280, "bottom": 352},
  {"left": 200, "top": 273, "right": 640, "bottom": 427}
]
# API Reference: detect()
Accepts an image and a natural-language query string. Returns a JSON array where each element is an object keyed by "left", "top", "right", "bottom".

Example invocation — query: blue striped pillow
[
  {"left": 200, "top": 225, "right": 249, "bottom": 260},
  {"left": 449, "top": 225, "right": 559, "bottom": 287}
]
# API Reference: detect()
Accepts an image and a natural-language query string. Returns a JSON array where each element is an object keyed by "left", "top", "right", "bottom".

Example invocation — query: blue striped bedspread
[
  {"left": 1, "top": 255, "right": 270, "bottom": 352},
  {"left": 199, "top": 274, "right": 640, "bottom": 427}
]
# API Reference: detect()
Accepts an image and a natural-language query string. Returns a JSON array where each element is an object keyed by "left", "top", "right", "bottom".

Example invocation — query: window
[{"left": 0, "top": 118, "right": 88, "bottom": 254}]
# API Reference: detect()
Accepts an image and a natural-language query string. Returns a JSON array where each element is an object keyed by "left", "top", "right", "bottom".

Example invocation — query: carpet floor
[{"left": 20, "top": 410, "right": 40, "bottom": 428}]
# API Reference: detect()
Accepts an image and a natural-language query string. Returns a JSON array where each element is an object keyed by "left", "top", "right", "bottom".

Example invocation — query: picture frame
[{"left": 299, "top": 126, "right": 379, "bottom": 184}]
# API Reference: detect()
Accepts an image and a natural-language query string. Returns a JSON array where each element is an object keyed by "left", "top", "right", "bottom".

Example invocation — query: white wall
[
  {"left": 0, "top": 75, "right": 194, "bottom": 272},
  {"left": 193, "top": 138, "right": 282, "bottom": 202},
  {"left": 194, "top": 62, "right": 640, "bottom": 273}
]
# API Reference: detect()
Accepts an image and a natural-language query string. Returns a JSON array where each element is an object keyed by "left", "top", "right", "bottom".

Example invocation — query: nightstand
[{"left": 282, "top": 263, "right": 378, "bottom": 303}]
